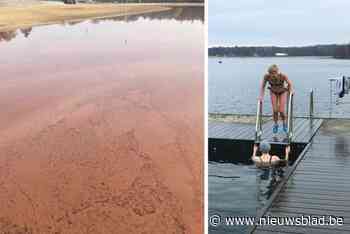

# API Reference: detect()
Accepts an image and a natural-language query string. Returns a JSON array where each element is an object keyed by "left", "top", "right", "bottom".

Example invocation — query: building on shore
[
  {"left": 275, "top": 52, "right": 288, "bottom": 56},
  {"left": 63, "top": 0, "right": 77, "bottom": 4}
]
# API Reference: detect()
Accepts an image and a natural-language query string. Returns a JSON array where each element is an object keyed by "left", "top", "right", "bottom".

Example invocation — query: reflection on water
[
  {"left": 258, "top": 167, "right": 284, "bottom": 201},
  {"left": 0, "top": 31, "right": 17, "bottom": 42},
  {"left": 0, "top": 6, "right": 203, "bottom": 43},
  {"left": 92, "top": 6, "right": 203, "bottom": 22},
  {"left": 0, "top": 28, "right": 32, "bottom": 42}
]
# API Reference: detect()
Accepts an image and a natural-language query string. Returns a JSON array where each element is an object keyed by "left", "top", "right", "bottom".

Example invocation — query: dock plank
[
  {"left": 253, "top": 123, "right": 350, "bottom": 234},
  {"left": 209, "top": 118, "right": 323, "bottom": 145},
  {"left": 274, "top": 201, "right": 350, "bottom": 212},
  {"left": 255, "top": 223, "right": 350, "bottom": 234},
  {"left": 276, "top": 196, "right": 350, "bottom": 207}
]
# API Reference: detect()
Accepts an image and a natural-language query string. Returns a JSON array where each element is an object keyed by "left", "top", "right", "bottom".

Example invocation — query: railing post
[
  {"left": 286, "top": 92, "right": 290, "bottom": 117},
  {"left": 329, "top": 80, "right": 333, "bottom": 118},
  {"left": 309, "top": 89, "right": 314, "bottom": 119},
  {"left": 255, "top": 100, "right": 262, "bottom": 143},
  {"left": 259, "top": 103, "right": 262, "bottom": 135},
  {"left": 287, "top": 92, "right": 294, "bottom": 143}
]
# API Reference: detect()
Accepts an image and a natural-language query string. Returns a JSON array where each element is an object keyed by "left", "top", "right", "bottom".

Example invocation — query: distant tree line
[
  {"left": 334, "top": 44, "right": 350, "bottom": 59},
  {"left": 209, "top": 44, "right": 350, "bottom": 59},
  {"left": 63, "top": 0, "right": 77, "bottom": 3}
]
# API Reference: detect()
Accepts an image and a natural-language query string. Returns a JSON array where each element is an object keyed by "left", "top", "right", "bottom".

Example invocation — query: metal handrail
[
  {"left": 255, "top": 100, "right": 263, "bottom": 143},
  {"left": 287, "top": 92, "right": 294, "bottom": 143},
  {"left": 255, "top": 92, "right": 293, "bottom": 143},
  {"left": 309, "top": 89, "right": 314, "bottom": 119}
]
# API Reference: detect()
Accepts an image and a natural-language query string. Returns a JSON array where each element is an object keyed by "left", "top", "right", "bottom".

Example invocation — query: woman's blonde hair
[{"left": 268, "top": 64, "right": 279, "bottom": 74}]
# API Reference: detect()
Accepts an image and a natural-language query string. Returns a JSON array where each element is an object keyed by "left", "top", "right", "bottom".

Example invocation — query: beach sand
[{"left": 0, "top": 3, "right": 171, "bottom": 32}]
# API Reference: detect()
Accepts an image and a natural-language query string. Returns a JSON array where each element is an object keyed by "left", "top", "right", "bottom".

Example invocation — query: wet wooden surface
[
  {"left": 209, "top": 118, "right": 323, "bottom": 144},
  {"left": 253, "top": 121, "right": 350, "bottom": 234}
]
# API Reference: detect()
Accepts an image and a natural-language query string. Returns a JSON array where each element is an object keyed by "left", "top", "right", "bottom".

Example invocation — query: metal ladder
[
  {"left": 254, "top": 92, "right": 294, "bottom": 162},
  {"left": 255, "top": 92, "right": 294, "bottom": 144}
]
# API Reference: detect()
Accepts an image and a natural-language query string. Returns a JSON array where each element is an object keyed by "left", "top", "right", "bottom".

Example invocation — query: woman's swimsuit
[
  {"left": 257, "top": 155, "right": 274, "bottom": 168},
  {"left": 264, "top": 73, "right": 288, "bottom": 95},
  {"left": 257, "top": 156, "right": 287, "bottom": 168}
]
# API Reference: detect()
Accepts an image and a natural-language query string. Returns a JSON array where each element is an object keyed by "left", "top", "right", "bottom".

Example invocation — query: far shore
[{"left": 0, "top": 2, "right": 203, "bottom": 32}]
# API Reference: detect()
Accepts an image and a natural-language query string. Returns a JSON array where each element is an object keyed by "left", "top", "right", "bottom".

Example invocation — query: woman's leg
[
  {"left": 278, "top": 92, "right": 287, "bottom": 125},
  {"left": 270, "top": 91, "right": 278, "bottom": 124}
]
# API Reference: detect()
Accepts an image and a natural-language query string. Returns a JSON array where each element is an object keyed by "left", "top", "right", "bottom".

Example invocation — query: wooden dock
[
  {"left": 209, "top": 118, "right": 323, "bottom": 144},
  {"left": 209, "top": 118, "right": 323, "bottom": 163},
  {"left": 209, "top": 117, "right": 350, "bottom": 233},
  {"left": 251, "top": 121, "right": 350, "bottom": 234}
]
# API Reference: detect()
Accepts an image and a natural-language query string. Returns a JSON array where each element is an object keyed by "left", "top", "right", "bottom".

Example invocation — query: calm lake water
[
  {"left": 0, "top": 7, "right": 203, "bottom": 62},
  {"left": 209, "top": 161, "right": 285, "bottom": 234},
  {"left": 209, "top": 57, "right": 350, "bottom": 118}
]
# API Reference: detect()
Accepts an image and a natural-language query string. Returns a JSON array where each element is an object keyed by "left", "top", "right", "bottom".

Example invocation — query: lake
[
  {"left": 0, "top": 6, "right": 204, "bottom": 234},
  {"left": 209, "top": 57, "right": 350, "bottom": 118},
  {"left": 209, "top": 161, "right": 285, "bottom": 234}
]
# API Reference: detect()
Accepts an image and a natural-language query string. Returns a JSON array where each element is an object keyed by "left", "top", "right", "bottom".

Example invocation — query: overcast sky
[{"left": 209, "top": 0, "right": 350, "bottom": 47}]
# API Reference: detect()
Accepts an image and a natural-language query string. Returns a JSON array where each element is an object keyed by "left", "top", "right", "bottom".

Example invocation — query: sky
[{"left": 209, "top": 0, "right": 350, "bottom": 47}]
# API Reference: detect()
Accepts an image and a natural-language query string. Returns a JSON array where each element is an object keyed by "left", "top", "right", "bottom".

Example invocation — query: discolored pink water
[{"left": 0, "top": 13, "right": 203, "bottom": 234}]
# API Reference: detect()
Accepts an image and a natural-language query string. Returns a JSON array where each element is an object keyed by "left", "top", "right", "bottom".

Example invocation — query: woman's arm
[
  {"left": 259, "top": 76, "right": 267, "bottom": 100},
  {"left": 251, "top": 144, "right": 260, "bottom": 163},
  {"left": 271, "top": 155, "right": 280, "bottom": 161},
  {"left": 284, "top": 74, "right": 293, "bottom": 93},
  {"left": 285, "top": 145, "right": 290, "bottom": 162}
]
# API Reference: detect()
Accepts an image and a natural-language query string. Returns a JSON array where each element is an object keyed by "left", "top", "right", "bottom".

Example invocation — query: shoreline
[{"left": 0, "top": 3, "right": 203, "bottom": 32}]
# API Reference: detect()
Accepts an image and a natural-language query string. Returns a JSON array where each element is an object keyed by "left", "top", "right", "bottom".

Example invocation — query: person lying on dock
[{"left": 251, "top": 141, "right": 290, "bottom": 168}]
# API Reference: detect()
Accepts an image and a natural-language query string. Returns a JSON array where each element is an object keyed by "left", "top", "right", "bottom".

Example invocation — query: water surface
[
  {"left": 0, "top": 7, "right": 203, "bottom": 234},
  {"left": 209, "top": 57, "right": 350, "bottom": 118},
  {"left": 209, "top": 161, "right": 284, "bottom": 234}
]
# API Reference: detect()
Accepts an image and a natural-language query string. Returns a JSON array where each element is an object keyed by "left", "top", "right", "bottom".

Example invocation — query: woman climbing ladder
[{"left": 259, "top": 64, "right": 294, "bottom": 134}]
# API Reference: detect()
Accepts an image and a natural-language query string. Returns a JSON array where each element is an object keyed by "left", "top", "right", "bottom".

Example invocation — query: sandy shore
[{"left": 0, "top": 3, "right": 171, "bottom": 32}]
